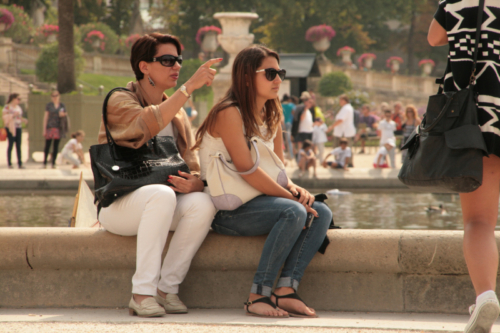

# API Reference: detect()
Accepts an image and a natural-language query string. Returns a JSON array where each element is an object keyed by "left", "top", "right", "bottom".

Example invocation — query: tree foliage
[
  {"left": 318, "top": 71, "right": 352, "bottom": 97},
  {"left": 36, "top": 42, "right": 85, "bottom": 83},
  {"left": 0, "top": 4, "right": 35, "bottom": 44}
]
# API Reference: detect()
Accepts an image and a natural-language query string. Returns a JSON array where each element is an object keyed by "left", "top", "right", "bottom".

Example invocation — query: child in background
[
  {"left": 373, "top": 138, "right": 395, "bottom": 169},
  {"left": 61, "top": 130, "right": 85, "bottom": 169},
  {"left": 312, "top": 117, "right": 328, "bottom": 163},
  {"left": 322, "top": 137, "right": 351, "bottom": 171},
  {"left": 298, "top": 139, "right": 317, "bottom": 178}
]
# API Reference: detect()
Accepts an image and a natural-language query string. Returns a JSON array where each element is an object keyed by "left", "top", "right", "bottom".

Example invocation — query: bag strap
[
  {"left": 216, "top": 139, "right": 260, "bottom": 175},
  {"left": 435, "top": 0, "right": 485, "bottom": 90},
  {"left": 102, "top": 87, "right": 145, "bottom": 148},
  {"left": 420, "top": 93, "right": 455, "bottom": 133}
]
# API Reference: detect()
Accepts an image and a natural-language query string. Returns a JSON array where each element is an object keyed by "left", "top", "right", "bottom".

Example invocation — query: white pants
[
  {"left": 61, "top": 151, "right": 80, "bottom": 167},
  {"left": 99, "top": 185, "right": 216, "bottom": 296},
  {"left": 315, "top": 143, "right": 325, "bottom": 163}
]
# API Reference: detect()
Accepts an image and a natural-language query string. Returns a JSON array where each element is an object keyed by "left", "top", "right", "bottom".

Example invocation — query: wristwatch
[{"left": 179, "top": 85, "right": 191, "bottom": 98}]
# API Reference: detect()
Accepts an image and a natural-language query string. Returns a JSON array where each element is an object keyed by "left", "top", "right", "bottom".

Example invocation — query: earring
[{"left": 148, "top": 75, "right": 155, "bottom": 87}]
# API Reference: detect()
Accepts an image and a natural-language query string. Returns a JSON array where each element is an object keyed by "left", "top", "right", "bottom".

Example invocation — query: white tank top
[{"left": 198, "top": 109, "right": 276, "bottom": 181}]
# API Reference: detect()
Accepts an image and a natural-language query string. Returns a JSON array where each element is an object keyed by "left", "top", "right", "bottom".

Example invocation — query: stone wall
[{"left": 0, "top": 228, "right": 488, "bottom": 313}]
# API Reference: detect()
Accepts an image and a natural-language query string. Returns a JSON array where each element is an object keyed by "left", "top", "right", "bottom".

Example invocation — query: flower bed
[{"left": 0, "top": 8, "right": 14, "bottom": 30}]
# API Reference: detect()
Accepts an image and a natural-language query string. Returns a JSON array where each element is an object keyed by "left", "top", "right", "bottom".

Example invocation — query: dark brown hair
[
  {"left": 194, "top": 45, "right": 282, "bottom": 149},
  {"left": 130, "top": 33, "right": 182, "bottom": 81},
  {"left": 7, "top": 93, "right": 19, "bottom": 104}
]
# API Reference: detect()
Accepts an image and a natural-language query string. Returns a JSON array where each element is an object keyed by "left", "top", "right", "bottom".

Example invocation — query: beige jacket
[{"left": 97, "top": 81, "right": 200, "bottom": 176}]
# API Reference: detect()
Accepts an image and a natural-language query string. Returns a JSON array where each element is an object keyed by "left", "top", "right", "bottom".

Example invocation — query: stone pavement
[
  {"left": 1, "top": 308, "right": 497, "bottom": 333},
  {"left": 0, "top": 131, "right": 406, "bottom": 190}
]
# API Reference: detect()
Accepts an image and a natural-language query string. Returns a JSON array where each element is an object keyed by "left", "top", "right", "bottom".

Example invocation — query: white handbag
[{"left": 207, "top": 136, "right": 289, "bottom": 211}]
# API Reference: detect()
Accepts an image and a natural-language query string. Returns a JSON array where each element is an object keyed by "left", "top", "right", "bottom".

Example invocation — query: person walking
[
  {"left": 42, "top": 91, "right": 67, "bottom": 169},
  {"left": 2, "top": 93, "right": 27, "bottom": 169},
  {"left": 281, "top": 94, "right": 295, "bottom": 160},
  {"left": 429, "top": 1, "right": 500, "bottom": 332}
]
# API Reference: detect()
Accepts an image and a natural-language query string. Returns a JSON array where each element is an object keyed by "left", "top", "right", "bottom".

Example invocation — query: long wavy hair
[{"left": 193, "top": 45, "right": 282, "bottom": 149}]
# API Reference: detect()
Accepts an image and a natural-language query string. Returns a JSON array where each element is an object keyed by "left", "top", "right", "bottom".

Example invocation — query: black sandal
[
  {"left": 272, "top": 292, "right": 318, "bottom": 318},
  {"left": 243, "top": 296, "right": 289, "bottom": 318}
]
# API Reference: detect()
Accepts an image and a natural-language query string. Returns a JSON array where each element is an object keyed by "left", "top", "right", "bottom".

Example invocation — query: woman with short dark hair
[
  {"left": 2, "top": 93, "right": 27, "bottom": 168},
  {"left": 97, "top": 33, "right": 221, "bottom": 317}
]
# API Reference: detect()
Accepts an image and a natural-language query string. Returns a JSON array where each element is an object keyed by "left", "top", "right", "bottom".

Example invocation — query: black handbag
[
  {"left": 90, "top": 87, "right": 190, "bottom": 208},
  {"left": 398, "top": 0, "right": 488, "bottom": 193}
]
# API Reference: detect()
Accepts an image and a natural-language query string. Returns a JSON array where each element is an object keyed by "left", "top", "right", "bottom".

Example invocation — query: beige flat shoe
[
  {"left": 128, "top": 296, "right": 166, "bottom": 317},
  {"left": 154, "top": 293, "right": 188, "bottom": 314}
]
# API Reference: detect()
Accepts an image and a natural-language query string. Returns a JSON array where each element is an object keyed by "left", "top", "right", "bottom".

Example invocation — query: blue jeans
[{"left": 211, "top": 196, "right": 332, "bottom": 297}]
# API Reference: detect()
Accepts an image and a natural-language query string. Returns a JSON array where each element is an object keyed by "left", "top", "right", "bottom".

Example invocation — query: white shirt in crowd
[
  {"left": 373, "top": 146, "right": 389, "bottom": 166},
  {"left": 378, "top": 119, "right": 396, "bottom": 145},
  {"left": 312, "top": 123, "right": 328, "bottom": 144},
  {"left": 61, "top": 138, "right": 82, "bottom": 156},
  {"left": 298, "top": 109, "right": 314, "bottom": 133},
  {"left": 333, "top": 103, "right": 356, "bottom": 138},
  {"left": 330, "top": 146, "right": 352, "bottom": 167}
]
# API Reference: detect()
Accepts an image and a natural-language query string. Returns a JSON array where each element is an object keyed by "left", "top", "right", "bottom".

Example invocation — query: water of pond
[{"left": 4, "top": 191, "right": 498, "bottom": 229}]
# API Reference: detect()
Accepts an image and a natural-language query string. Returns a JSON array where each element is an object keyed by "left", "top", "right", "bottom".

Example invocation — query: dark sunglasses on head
[
  {"left": 152, "top": 54, "right": 183, "bottom": 67},
  {"left": 256, "top": 68, "right": 286, "bottom": 81}
]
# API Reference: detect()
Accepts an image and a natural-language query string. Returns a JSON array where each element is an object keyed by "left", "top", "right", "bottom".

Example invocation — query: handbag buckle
[{"left": 470, "top": 69, "right": 476, "bottom": 85}]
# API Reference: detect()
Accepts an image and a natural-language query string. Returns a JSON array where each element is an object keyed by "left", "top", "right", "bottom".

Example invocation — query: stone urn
[
  {"left": 391, "top": 61, "right": 400, "bottom": 73},
  {"left": 201, "top": 31, "right": 218, "bottom": 54},
  {"left": 214, "top": 12, "right": 258, "bottom": 74},
  {"left": 340, "top": 50, "right": 353, "bottom": 64},
  {"left": 312, "top": 37, "right": 331, "bottom": 59},
  {"left": 0, "top": 23, "right": 6, "bottom": 33},
  {"left": 92, "top": 39, "right": 101, "bottom": 51},
  {"left": 47, "top": 33, "right": 57, "bottom": 43},
  {"left": 364, "top": 57, "right": 374, "bottom": 69},
  {"left": 212, "top": 12, "right": 259, "bottom": 104},
  {"left": 422, "top": 63, "right": 433, "bottom": 76}
]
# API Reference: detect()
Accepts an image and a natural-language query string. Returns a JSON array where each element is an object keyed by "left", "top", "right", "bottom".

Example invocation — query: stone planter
[
  {"left": 201, "top": 31, "right": 218, "bottom": 54},
  {"left": 47, "top": 34, "right": 57, "bottom": 43},
  {"left": 0, "top": 23, "right": 6, "bottom": 33},
  {"left": 312, "top": 37, "right": 331, "bottom": 59},
  {"left": 212, "top": 12, "right": 259, "bottom": 104},
  {"left": 364, "top": 57, "right": 374, "bottom": 69},
  {"left": 340, "top": 50, "right": 353, "bottom": 65},
  {"left": 391, "top": 61, "right": 400, "bottom": 74},
  {"left": 92, "top": 39, "right": 101, "bottom": 51},
  {"left": 421, "top": 63, "right": 433, "bottom": 76}
]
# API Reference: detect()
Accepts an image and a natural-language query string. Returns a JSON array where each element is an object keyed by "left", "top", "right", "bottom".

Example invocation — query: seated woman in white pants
[{"left": 97, "top": 33, "right": 220, "bottom": 317}]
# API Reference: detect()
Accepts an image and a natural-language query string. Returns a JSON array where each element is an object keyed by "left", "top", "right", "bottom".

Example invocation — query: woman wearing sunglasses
[
  {"left": 97, "top": 33, "right": 221, "bottom": 317},
  {"left": 195, "top": 45, "right": 332, "bottom": 318}
]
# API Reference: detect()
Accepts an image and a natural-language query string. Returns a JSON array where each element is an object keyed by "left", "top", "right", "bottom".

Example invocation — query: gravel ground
[{"left": 0, "top": 323, "right": 418, "bottom": 333}]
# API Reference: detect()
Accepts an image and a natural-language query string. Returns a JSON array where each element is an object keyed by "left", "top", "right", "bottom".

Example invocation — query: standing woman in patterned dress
[{"left": 429, "top": 1, "right": 500, "bottom": 332}]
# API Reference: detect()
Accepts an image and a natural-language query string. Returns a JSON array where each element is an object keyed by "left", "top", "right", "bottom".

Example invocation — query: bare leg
[{"left": 460, "top": 155, "right": 500, "bottom": 296}]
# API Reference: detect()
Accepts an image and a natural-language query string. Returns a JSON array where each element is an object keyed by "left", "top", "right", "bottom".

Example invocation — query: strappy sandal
[
  {"left": 272, "top": 292, "right": 318, "bottom": 318},
  {"left": 243, "top": 296, "right": 289, "bottom": 318}
]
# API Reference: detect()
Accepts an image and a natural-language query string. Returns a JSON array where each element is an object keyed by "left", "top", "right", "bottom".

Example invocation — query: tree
[
  {"left": 318, "top": 71, "right": 352, "bottom": 97},
  {"left": 58, "top": 0, "right": 75, "bottom": 93},
  {"left": 102, "top": 0, "right": 135, "bottom": 36}
]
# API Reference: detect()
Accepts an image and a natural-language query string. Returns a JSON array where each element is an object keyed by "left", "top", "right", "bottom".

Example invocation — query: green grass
[
  {"left": 19, "top": 68, "right": 35, "bottom": 75},
  {"left": 78, "top": 73, "right": 135, "bottom": 95}
]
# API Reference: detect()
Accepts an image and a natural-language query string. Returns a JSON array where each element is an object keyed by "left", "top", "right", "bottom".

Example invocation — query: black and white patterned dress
[{"left": 435, "top": 0, "right": 500, "bottom": 157}]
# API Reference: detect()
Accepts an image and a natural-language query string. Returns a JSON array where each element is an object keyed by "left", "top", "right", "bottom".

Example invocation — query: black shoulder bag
[
  {"left": 398, "top": 0, "right": 488, "bottom": 193},
  {"left": 89, "top": 87, "right": 190, "bottom": 208}
]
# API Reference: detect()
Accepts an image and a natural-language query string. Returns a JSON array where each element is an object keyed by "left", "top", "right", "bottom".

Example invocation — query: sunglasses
[
  {"left": 256, "top": 68, "right": 286, "bottom": 81},
  {"left": 152, "top": 54, "right": 183, "bottom": 67}
]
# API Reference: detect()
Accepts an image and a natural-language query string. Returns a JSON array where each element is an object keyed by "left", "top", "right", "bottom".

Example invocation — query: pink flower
[
  {"left": 418, "top": 59, "right": 435, "bottom": 67},
  {"left": 357, "top": 53, "right": 377, "bottom": 66},
  {"left": 125, "top": 34, "right": 141, "bottom": 48},
  {"left": 0, "top": 9, "right": 15, "bottom": 30},
  {"left": 386, "top": 56, "right": 404, "bottom": 68},
  {"left": 305, "top": 24, "right": 336, "bottom": 42}
]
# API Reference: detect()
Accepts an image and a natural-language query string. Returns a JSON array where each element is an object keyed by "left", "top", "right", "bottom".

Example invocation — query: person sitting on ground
[
  {"left": 298, "top": 139, "right": 317, "bottom": 178},
  {"left": 97, "top": 33, "right": 219, "bottom": 318},
  {"left": 195, "top": 44, "right": 331, "bottom": 318},
  {"left": 61, "top": 130, "right": 85, "bottom": 169},
  {"left": 322, "top": 137, "right": 351, "bottom": 171},
  {"left": 312, "top": 118, "right": 327, "bottom": 163},
  {"left": 373, "top": 138, "right": 396, "bottom": 169},
  {"left": 354, "top": 104, "right": 378, "bottom": 154}
]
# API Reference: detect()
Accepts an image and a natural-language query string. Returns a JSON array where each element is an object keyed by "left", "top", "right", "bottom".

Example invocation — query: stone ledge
[{"left": 0, "top": 228, "right": 492, "bottom": 313}]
